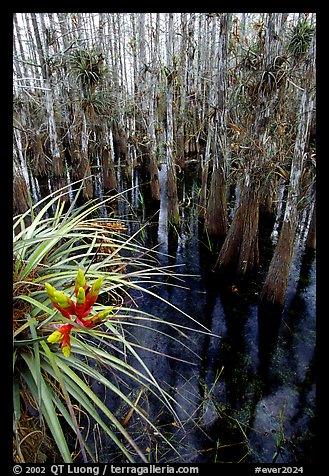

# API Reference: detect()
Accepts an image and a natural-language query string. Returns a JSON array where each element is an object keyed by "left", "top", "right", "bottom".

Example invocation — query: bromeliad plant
[
  {"left": 13, "top": 182, "right": 212, "bottom": 464},
  {"left": 45, "top": 270, "right": 113, "bottom": 357}
]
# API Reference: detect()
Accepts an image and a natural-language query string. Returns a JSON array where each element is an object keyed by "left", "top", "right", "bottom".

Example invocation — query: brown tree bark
[
  {"left": 306, "top": 204, "right": 316, "bottom": 250},
  {"left": 204, "top": 13, "right": 230, "bottom": 239},
  {"left": 13, "top": 156, "right": 29, "bottom": 216},
  {"left": 205, "top": 166, "right": 227, "bottom": 239},
  {"left": 103, "top": 147, "right": 118, "bottom": 192},
  {"left": 214, "top": 175, "right": 260, "bottom": 275}
]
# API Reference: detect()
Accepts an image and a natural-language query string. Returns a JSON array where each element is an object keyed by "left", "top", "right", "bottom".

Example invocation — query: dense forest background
[{"left": 13, "top": 13, "right": 316, "bottom": 310}]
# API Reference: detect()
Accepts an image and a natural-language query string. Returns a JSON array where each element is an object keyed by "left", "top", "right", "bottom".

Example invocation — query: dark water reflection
[{"left": 105, "top": 162, "right": 316, "bottom": 464}]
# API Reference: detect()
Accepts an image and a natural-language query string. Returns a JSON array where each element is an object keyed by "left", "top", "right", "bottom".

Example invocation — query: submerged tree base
[
  {"left": 214, "top": 182, "right": 260, "bottom": 277},
  {"left": 205, "top": 168, "right": 227, "bottom": 240},
  {"left": 259, "top": 219, "right": 296, "bottom": 311}
]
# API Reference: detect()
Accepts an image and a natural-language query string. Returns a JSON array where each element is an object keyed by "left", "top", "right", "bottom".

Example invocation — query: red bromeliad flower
[
  {"left": 47, "top": 323, "right": 73, "bottom": 358},
  {"left": 45, "top": 270, "right": 113, "bottom": 357}
]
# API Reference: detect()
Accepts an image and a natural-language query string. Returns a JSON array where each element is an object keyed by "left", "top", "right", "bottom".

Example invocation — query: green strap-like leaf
[
  {"left": 21, "top": 354, "right": 73, "bottom": 462},
  {"left": 54, "top": 355, "right": 148, "bottom": 462},
  {"left": 41, "top": 341, "right": 88, "bottom": 462}
]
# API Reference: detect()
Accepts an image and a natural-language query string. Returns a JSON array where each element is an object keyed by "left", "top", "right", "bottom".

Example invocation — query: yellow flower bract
[
  {"left": 47, "top": 330, "right": 64, "bottom": 344},
  {"left": 61, "top": 344, "right": 71, "bottom": 358}
]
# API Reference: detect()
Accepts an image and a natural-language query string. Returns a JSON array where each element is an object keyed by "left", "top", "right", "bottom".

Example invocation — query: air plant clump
[
  {"left": 69, "top": 48, "right": 107, "bottom": 94},
  {"left": 81, "top": 90, "right": 114, "bottom": 118},
  {"left": 288, "top": 19, "right": 315, "bottom": 59},
  {"left": 45, "top": 269, "right": 114, "bottom": 357}
]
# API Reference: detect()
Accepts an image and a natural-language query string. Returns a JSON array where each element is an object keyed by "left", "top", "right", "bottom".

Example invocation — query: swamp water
[
  {"left": 33, "top": 161, "right": 316, "bottom": 464},
  {"left": 99, "top": 162, "right": 315, "bottom": 464}
]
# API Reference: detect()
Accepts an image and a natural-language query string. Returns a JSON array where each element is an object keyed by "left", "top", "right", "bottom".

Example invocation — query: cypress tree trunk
[
  {"left": 260, "top": 35, "right": 315, "bottom": 309},
  {"left": 13, "top": 138, "right": 30, "bottom": 215},
  {"left": 30, "top": 13, "right": 66, "bottom": 195},
  {"left": 103, "top": 147, "right": 117, "bottom": 192},
  {"left": 306, "top": 203, "right": 316, "bottom": 250},
  {"left": 198, "top": 154, "right": 209, "bottom": 220},
  {"left": 259, "top": 176, "right": 278, "bottom": 228},
  {"left": 166, "top": 13, "right": 180, "bottom": 226},
  {"left": 102, "top": 121, "right": 117, "bottom": 193},
  {"left": 258, "top": 13, "right": 289, "bottom": 230},
  {"left": 204, "top": 13, "right": 230, "bottom": 239},
  {"left": 13, "top": 158, "right": 30, "bottom": 216},
  {"left": 205, "top": 166, "right": 227, "bottom": 239},
  {"left": 214, "top": 172, "right": 260, "bottom": 275},
  {"left": 80, "top": 110, "right": 93, "bottom": 199},
  {"left": 175, "top": 13, "right": 188, "bottom": 169},
  {"left": 184, "top": 14, "right": 197, "bottom": 157},
  {"left": 259, "top": 219, "right": 296, "bottom": 311},
  {"left": 147, "top": 13, "right": 160, "bottom": 202},
  {"left": 198, "top": 16, "right": 216, "bottom": 221},
  {"left": 129, "top": 14, "right": 159, "bottom": 198}
]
